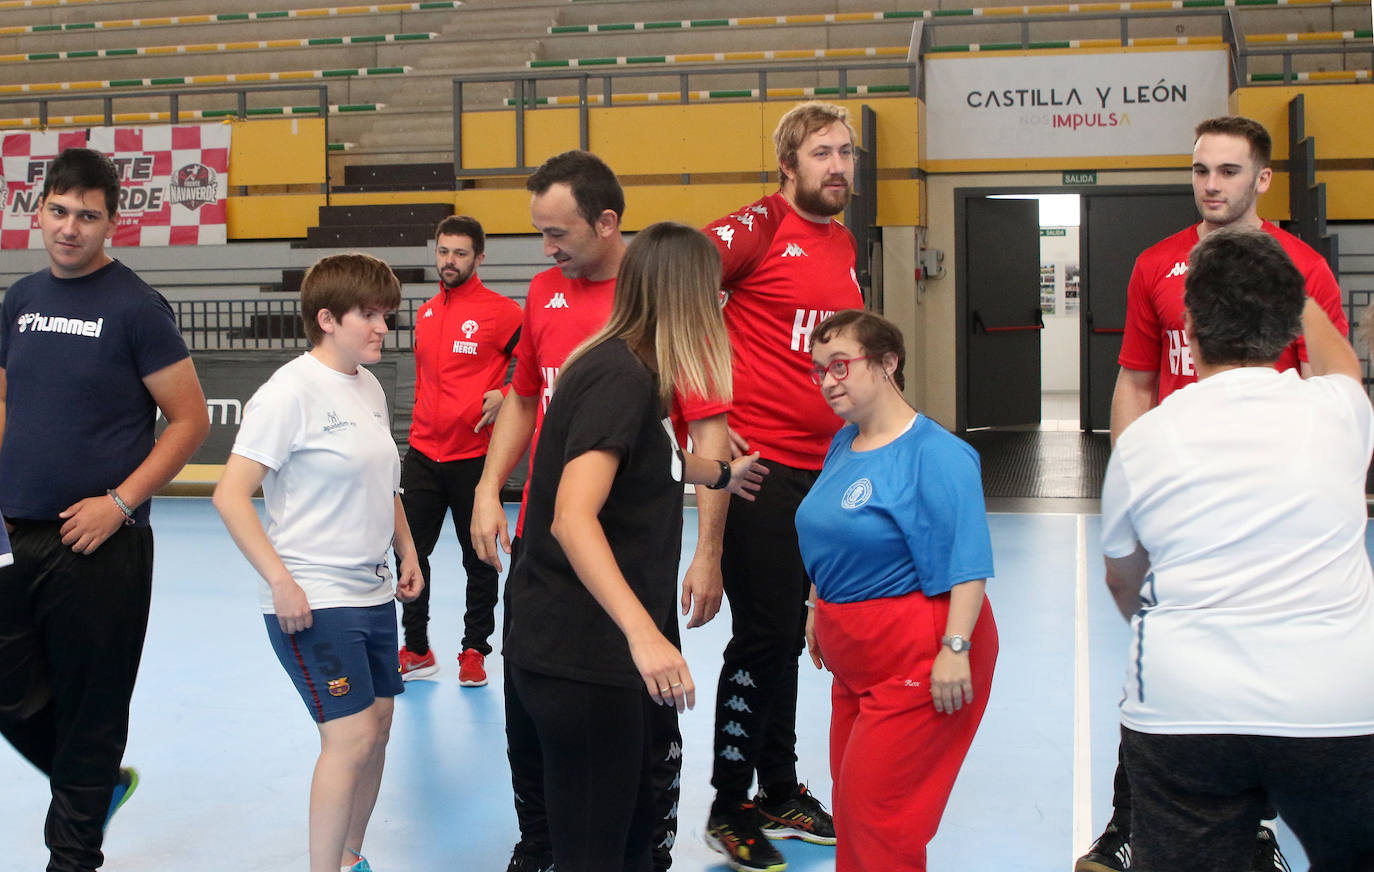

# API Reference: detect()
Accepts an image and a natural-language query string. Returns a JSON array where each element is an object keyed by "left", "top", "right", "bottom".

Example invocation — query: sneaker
[
  {"left": 754, "top": 783, "right": 836, "bottom": 846},
  {"left": 103, "top": 767, "right": 139, "bottom": 831},
  {"left": 705, "top": 804, "right": 787, "bottom": 872},
  {"left": 398, "top": 646, "right": 438, "bottom": 681},
  {"left": 1252, "top": 826, "right": 1291, "bottom": 872},
  {"left": 458, "top": 648, "right": 488, "bottom": 687},
  {"left": 341, "top": 849, "right": 372, "bottom": 872},
  {"left": 1075, "top": 820, "right": 1131, "bottom": 872},
  {"left": 505, "top": 844, "right": 554, "bottom": 872}
]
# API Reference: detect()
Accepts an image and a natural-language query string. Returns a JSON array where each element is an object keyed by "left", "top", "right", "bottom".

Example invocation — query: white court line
[{"left": 1072, "top": 512, "right": 1092, "bottom": 862}]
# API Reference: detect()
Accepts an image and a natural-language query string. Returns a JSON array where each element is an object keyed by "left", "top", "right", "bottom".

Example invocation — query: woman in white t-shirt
[{"left": 214, "top": 253, "right": 423, "bottom": 872}]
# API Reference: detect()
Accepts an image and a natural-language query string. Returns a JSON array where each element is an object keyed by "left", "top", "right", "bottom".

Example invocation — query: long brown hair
[{"left": 562, "top": 221, "right": 731, "bottom": 407}]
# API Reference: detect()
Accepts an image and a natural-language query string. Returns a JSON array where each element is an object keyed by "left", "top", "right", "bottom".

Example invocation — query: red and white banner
[{"left": 0, "top": 124, "right": 230, "bottom": 249}]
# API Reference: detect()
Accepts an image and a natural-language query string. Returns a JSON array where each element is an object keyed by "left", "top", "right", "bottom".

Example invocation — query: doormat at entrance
[{"left": 961, "top": 430, "right": 1110, "bottom": 499}]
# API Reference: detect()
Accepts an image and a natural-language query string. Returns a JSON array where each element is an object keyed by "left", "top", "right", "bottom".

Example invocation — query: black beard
[{"left": 793, "top": 180, "right": 850, "bottom": 217}]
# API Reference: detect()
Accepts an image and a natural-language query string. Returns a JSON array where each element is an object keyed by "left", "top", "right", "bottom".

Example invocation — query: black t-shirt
[{"left": 503, "top": 338, "right": 684, "bottom": 690}]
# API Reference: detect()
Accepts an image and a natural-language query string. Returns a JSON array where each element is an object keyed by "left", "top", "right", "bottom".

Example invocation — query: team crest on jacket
[
  {"left": 841, "top": 478, "right": 873, "bottom": 509},
  {"left": 461, "top": 319, "right": 479, "bottom": 338},
  {"left": 169, "top": 162, "right": 219, "bottom": 211},
  {"left": 328, "top": 677, "right": 351, "bottom": 697}
]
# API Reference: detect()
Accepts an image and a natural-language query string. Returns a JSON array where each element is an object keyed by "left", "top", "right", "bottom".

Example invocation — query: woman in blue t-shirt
[{"left": 794, "top": 309, "right": 998, "bottom": 872}]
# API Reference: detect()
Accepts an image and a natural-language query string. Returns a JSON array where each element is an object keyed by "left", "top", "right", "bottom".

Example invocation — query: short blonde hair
[
  {"left": 300, "top": 252, "right": 401, "bottom": 345},
  {"left": 773, "top": 101, "right": 857, "bottom": 185}
]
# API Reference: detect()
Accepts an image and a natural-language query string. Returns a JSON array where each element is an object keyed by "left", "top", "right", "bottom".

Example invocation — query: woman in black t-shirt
[{"left": 504, "top": 222, "right": 765, "bottom": 872}]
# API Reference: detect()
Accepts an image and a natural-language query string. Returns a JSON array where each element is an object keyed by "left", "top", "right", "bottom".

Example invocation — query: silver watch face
[{"left": 945, "top": 635, "right": 969, "bottom": 653}]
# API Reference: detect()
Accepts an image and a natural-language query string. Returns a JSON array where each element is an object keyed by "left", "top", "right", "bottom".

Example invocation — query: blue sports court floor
[{"left": 2, "top": 497, "right": 1353, "bottom": 871}]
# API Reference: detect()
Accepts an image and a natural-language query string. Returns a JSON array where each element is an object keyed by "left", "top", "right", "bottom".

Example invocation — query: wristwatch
[{"left": 941, "top": 634, "right": 970, "bottom": 654}]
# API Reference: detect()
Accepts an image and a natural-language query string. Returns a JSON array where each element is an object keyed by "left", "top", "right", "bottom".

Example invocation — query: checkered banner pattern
[{"left": 0, "top": 124, "right": 230, "bottom": 250}]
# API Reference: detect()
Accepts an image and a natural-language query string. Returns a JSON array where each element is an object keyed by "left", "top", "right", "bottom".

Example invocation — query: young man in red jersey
[
  {"left": 395, "top": 216, "right": 522, "bottom": 687},
  {"left": 471, "top": 150, "right": 730, "bottom": 872},
  {"left": 1078, "top": 114, "right": 1348, "bottom": 872},
  {"left": 701, "top": 101, "right": 865, "bottom": 872}
]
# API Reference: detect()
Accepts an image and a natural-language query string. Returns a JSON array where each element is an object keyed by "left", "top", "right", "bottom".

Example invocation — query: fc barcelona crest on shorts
[{"left": 328, "top": 677, "right": 351, "bottom": 697}]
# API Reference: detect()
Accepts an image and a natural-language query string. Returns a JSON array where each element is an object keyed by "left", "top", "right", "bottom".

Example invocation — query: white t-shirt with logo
[
  {"left": 232, "top": 352, "right": 400, "bottom": 613},
  {"left": 1102, "top": 368, "right": 1374, "bottom": 737}
]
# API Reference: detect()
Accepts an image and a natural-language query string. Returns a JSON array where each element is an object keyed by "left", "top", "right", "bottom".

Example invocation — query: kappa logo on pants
[
  {"left": 728, "top": 669, "right": 757, "bottom": 687},
  {"left": 723, "top": 695, "right": 754, "bottom": 713},
  {"left": 722, "top": 720, "right": 749, "bottom": 737},
  {"left": 719, "top": 745, "right": 746, "bottom": 762}
]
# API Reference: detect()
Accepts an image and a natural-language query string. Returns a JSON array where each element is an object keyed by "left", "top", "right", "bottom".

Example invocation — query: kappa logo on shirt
[
  {"left": 1166, "top": 261, "right": 1188, "bottom": 278},
  {"left": 712, "top": 225, "right": 735, "bottom": 250},
  {"left": 781, "top": 242, "right": 807, "bottom": 258},
  {"left": 422, "top": 308, "right": 434, "bottom": 319},
  {"left": 732, "top": 211, "right": 756, "bottom": 231},
  {"left": 544, "top": 293, "right": 569, "bottom": 309}
]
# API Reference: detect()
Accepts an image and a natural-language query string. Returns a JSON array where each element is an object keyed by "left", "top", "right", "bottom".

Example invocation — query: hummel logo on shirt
[
  {"left": 782, "top": 242, "right": 807, "bottom": 258},
  {"left": 16, "top": 312, "right": 103, "bottom": 338},
  {"left": 1167, "top": 261, "right": 1188, "bottom": 278},
  {"left": 544, "top": 293, "right": 569, "bottom": 309}
]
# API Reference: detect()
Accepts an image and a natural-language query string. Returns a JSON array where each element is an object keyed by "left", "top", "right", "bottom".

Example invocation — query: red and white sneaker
[
  {"left": 398, "top": 646, "right": 439, "bottom": 681},
  {"left": 458, "top": 648, "right": 488, "bottom": 687}
]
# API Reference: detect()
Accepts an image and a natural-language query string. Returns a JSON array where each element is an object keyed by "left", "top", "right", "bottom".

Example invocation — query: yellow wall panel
[
  {"left": 1264, "top": 170, "right": 1374, "bottom": 222},
  {"left": 623, "top": 183, "right": 773, "bottom": 230},
  {"left": 523, "top": 109, "right": 582, "bottom": 168},
  {"left": 1234, "top": 85, "right": 1374, "bottom": 160},
  {"left": 228, "top": 119, "right": 326, "bottom": 187},
  {"left": 590, "top": 103, "right": 769, "bottom": 175},
  {"left": 226, "top": 193, "right": 325, "bottom": 239},
  {"left": 459, "top": 112, "right": 518, "bottom": 170},
  {"left": 876, "top": 178, "right": 922, "bottom": 226}
]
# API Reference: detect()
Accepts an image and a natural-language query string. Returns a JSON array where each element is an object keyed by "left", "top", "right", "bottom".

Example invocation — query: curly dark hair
[{"left": 1183, "top": 228, "right": 1304, "bottom": 366}]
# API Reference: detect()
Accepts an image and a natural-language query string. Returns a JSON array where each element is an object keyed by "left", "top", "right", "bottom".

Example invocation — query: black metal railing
[{"left": 173, "top": 297, "right": 427, "bottom": 351}]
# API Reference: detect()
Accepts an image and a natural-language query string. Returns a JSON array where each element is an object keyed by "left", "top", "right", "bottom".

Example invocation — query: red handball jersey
[
  {"left": 408, "top": 276, "right": 522, "bottom": 462},
  {"left": 509, "top": 266, "right": 730, "bottom": 535},
  {"left": 704, "top": 191, "right": 863, "bottom": 469},
  {"left": 1119, "top": 221, "right": 1348, "bottom": 403}
]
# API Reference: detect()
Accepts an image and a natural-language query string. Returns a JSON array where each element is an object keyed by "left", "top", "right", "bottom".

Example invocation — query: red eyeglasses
[{"left": 809, "top": 355, "right": 877, "bottom": 385}]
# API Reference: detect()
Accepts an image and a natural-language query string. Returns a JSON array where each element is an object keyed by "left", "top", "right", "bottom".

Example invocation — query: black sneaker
[
  {"left": 506, "top": 843, "right": 554, "bottom": 872},
  {"left": 1252, "top": 826, "right": 1291, "bottom": 872},
  {"left": 1075, "top": 820, "right": 1131, "bottom": 871},
  {"left": 705, "top": 803, "right": 787, "bottom": 872},
  {"left": 753, "top": 783, "right": 836, "bottom": 846}
]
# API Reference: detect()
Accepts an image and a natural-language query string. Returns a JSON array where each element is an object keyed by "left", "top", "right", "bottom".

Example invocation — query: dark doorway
[
  {"left": 958, "top": 195, "right": 1042, "bottom": 430},
  {"left": 1079, "top": 188, "right": 1198, "bottom": 430}
]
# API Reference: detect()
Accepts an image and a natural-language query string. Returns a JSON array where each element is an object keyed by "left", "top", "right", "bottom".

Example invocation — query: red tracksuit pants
[{"left": 815, "top": 589, "right": 998, "bottom": 872}]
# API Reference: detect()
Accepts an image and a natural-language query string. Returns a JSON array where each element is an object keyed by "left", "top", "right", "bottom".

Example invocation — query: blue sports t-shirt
[
  {"left": 0, "top": 260, "right": 189, "bottom": 525},
  {"left": 795, "top": 416, "right": 994, "bottom": 604}
]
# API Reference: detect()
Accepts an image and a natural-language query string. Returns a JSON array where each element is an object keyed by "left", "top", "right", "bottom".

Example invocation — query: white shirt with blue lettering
[{"left": 232, "top": 352, "right": 400, "bottom": 613}]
